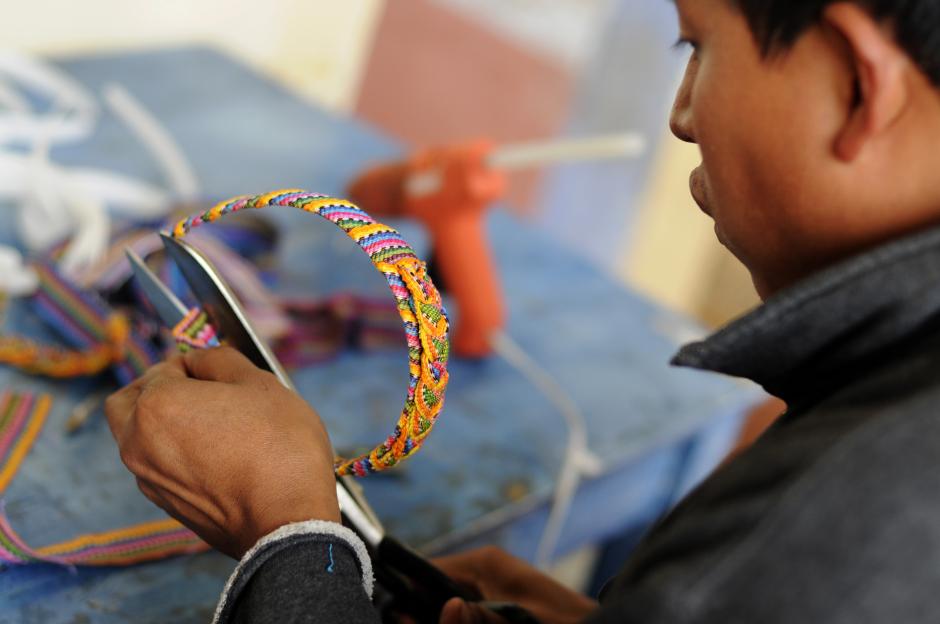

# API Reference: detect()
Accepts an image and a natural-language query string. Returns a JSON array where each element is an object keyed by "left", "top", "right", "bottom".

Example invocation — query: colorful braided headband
[{"left": 171, "top": 190, "right": 451, "bottom": 477}]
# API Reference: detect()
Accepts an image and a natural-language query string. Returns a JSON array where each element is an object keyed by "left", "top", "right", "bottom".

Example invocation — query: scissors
[{"left": 127, "top": 234, "right": 538, "bottom": 624}]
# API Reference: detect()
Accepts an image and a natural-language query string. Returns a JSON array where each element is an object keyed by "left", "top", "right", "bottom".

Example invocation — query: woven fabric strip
[
  {"left": 172, "top": 308, "right": 220, "bottom": 351},
  {"left": 0, "top": 390, "right": 207, "bottom": 566},
  {"left": 275, "top": 294, "right": 404, "bottom": 367},
  {"left": 171, "top": 190, "right": 451, "bottom": 476},
  {"left": 33, "top": 263, "right": 159, "bottom": 384},
  {"left": 0, "top": 263, "right": 159, "bottom": 383}
]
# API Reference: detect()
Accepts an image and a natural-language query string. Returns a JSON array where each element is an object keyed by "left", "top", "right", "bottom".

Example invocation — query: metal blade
[
  {"left": 159, "top": 233, "right": 294, "bottom": 389},
  {"left": 160, "top": 232, "right": 387, "bottom": 543},
  {"left": 125, "top": 247, "right": 188, "bottom": 328}
]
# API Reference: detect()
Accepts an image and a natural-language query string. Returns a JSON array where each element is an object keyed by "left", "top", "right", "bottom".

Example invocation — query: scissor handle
[{"left": 375, "top": 537, "right": 540, "bottom": 623}]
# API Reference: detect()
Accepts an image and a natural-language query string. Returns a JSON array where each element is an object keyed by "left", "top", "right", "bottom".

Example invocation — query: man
[{"left": 105, "top": 0, "right": 940, "bottom": 621}]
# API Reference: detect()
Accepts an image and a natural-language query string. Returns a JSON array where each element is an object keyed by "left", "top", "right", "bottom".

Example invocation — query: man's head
[{"left": 671, "top": 0, "right": 940, "bottom": 298}]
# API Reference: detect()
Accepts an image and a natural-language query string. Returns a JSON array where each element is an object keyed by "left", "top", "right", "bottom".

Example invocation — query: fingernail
[
  {"left": 455, "top": 601, "right": 475, "bottom": 624},
  {"left": 458, "top": 601, "right": 487, "bottom": 624}
]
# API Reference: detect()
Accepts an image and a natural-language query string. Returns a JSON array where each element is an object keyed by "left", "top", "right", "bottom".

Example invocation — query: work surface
[{"left": 0, "top": 48, "right": 756, "bottom": 622}]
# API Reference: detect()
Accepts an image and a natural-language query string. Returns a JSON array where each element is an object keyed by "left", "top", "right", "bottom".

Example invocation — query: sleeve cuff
[{"left": 212, "top": 519, "right": 374, "bottom": 624}]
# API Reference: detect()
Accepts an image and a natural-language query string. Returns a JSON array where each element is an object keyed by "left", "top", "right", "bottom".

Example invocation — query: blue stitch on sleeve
[{"left": 327, "top": 543, "right": 335, "bottom": 573}]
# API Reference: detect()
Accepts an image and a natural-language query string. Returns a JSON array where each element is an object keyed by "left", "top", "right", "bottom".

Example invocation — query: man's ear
[{"left": 824, "top": 3, "right": 910, "bottom": 161}]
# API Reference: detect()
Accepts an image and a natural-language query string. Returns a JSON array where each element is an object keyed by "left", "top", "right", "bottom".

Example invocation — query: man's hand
[
  {"left": 434, "top": 547, "right": 598, "bottom": 624},
  {"left": 105, "top": 347, "right": 340, "bottom": 559}
]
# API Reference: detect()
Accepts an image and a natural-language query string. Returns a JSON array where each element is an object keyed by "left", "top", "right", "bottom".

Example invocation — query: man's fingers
[
  {"left": 158, "top": 354, "right": 188, "bottom": 377},
  {"left": 183, "top": 347, "right": 260, "bottom": 384},
  {"left": 431, "top": 553, "right": 485, "bottom": 600},
  {"left": 433, "top": 546, "right": 505, "bottom": 588},
  {"left": 135, "top": 477, "right": 166, "bottom": 507},
  {"left": 135, "top": 355, "right": 189, "bottom": 384},
  {"left": 104, "top": 383, "right": 142, "bottom": 441},
  {"left": 439, "top": 599, "right": 507, "bottom": 624},
  {"left": 434, "top": 551, "right": 483, "bottom": 578},
  {"left": 104, "top": 356, "right": 199, "bottom": 441},
  {"left": 440, "top": 599, "right": 469, "bottom": 624}
]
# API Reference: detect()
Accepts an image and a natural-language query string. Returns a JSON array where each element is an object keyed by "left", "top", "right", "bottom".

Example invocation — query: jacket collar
[{"left": 673, "top": 226, "right": 940, "bottom": 404}]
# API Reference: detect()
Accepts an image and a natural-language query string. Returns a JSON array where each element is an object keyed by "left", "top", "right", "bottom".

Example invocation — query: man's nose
[
  {"left": 670, "top": 106, "right": 696, "bottom": 144},
  {"left": 670, "top": 73, "right": 696, "bottom": 144}
]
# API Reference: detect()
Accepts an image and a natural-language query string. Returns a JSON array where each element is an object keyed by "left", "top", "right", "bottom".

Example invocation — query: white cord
[
  {"left": 0, "top": 54, "right": 186, "bottom": 286},
  {"left": 62, "top": 167, "right": 170, "bottom": 219},
  {"left": 104, "top": 83, "right": 200, "bottom": 202},
  {"left": 0, "top": 50, "right": 97, "bottom": 114},
  {"left": 0, "top": 246, "right": 38, "bottom": 296},
  {"left": 20, "top": 109, "right": 109, "bottom": 279},
  {"left": 0, "top": 152, "right": 170, "bottom": 217},
  {"left": 489, "top": 331, "right": 602, "bottom": 569},
  {"left": 0, "top": 50, "right": 97, "bottom": 147},
  {"left": 0, "top": 112, "right": 95, "bottom": 146},
  {"left": 56, "top": 175, "right": 110, "bottom": 280},
  {"left": 19, "top": 111, "right": 76, "bottom": 253},
  {"left": 0, "top": 81, "right": 29, "bottom": 112}
]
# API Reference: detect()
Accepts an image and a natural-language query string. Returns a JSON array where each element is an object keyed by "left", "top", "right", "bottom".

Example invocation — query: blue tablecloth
[{"left": 0, "top": 47, "right": 757, "bottom": 623}]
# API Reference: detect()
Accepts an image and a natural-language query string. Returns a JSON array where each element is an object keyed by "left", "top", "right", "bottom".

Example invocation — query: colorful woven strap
[
  {"left": 0, "top": 390, "right": 207, "bottom": 566},
  {"left": 171, "top": 190, "right": 450, "bottom": 476},
  {"left": 172, "top": 308, "right": 220, "bottom": 351},
  {"left": 0, "top": 263, "right": 159, "bottom": 383},
  {"left": 275, "top": 294, "right": 404, "bottom": 367}
]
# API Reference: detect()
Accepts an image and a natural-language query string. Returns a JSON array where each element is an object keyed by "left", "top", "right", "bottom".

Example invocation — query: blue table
[{"left": 0, "top": 48, "right": 757, "bottom": 622}]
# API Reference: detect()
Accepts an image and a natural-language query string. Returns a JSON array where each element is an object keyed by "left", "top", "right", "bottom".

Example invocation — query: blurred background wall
[
  {"left": 2, "top": 0, "right": 758, "bottom": 327},
  {"left": 1, "top": 0, "right": 382, "bottom": 111}
]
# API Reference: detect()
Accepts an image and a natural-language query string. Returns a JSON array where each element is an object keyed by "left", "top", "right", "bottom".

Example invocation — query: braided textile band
[
  {"left": 0, "top": 333, "right": 119, "bottom": 378},
  {"left": 0, "top": 391, "right": 207, "bottom": 566},
  {"left": 171, "top": 190, "right": 450, "bottom": 476},
  {"left": 0, "top": 263, "right": 158, "bottom": 382}
]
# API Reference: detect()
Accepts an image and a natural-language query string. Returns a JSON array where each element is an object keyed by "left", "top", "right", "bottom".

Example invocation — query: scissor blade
[
  {"left": 159, "top": 233, "right": 294, "bottom": 389},
  {"left": 126, "top": 248, "right": 189, "bottom": 328},
  {"left": 160, "top": 233, "right": 388, "bottom": 543}
]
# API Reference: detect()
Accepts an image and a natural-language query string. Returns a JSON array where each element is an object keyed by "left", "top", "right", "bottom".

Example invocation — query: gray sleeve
[
  {"left": 213, "top": 520, "right": 379, "bottom": 624},
  {"left": 585, "top": 404, "right": 940, "bottom": 624}
]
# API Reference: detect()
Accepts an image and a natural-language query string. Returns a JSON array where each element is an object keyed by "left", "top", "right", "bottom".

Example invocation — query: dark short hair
[{"left": 733, "top": 0, "right": 940, "bottom": 85}]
